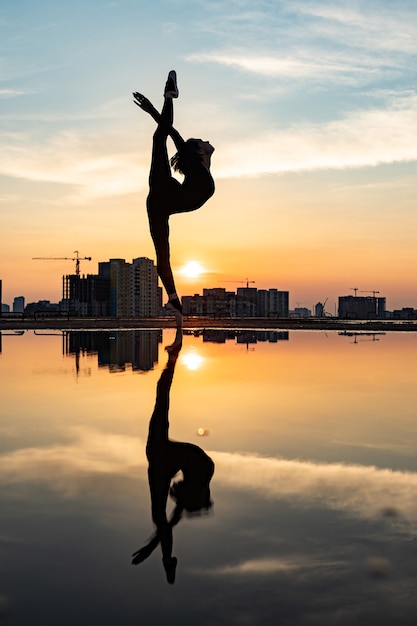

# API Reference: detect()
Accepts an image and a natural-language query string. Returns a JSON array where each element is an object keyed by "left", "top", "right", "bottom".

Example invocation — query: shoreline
[{"left": 1, "top": 316, "right": 417, "bottom": 332}]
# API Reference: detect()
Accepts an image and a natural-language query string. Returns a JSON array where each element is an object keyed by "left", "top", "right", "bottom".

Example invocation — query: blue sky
[{"left": 1, "top": 0, "right": 417, "bottom": 308}]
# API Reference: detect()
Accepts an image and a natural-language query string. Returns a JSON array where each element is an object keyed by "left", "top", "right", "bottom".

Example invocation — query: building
[
  {"left": 13, "top": 296, "right": 25, "bottom": 313},
  {"left": 63, "top": 269, "right": 110, "bottom": 316},
  {"left": 292, "top": 307, "right": 311, "bottom": 318},
  {"left": 257, "top": 289, "right": 289, "bottom": 317},
  {"left": 183, "top": 288, "right": 234, "bottom": 317},
  {"left": 236, "top": 287, "right": 257, "bottom": 316},
  {"left": 391, "top": 307, "right": 417, "bottom": 319},
  {"left": 62, "top": 257, "right": 159, "bottom": 317},
  {"left": 131, "top": 257, "right": 160, "bottom": 317},
  {"left": 182, "top": 287, "right": 290, "bottom": 318},
  {"left": 24, "top": 300, "right": 60, "bottom": 315},
  {"left": 338, "top": 295, "right": 386, "bottom": 319}
]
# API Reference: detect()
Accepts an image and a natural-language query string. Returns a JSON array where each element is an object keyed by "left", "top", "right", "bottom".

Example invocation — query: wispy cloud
[
  {"left": 0, "top": 427, "right": 146, "bottom": 496},
  {"left": 215, "top": 92, "right": 417, "bottom": 177},
  {"left": 0, "top": 128, "right": 148, "bottom": 201},
  {"left": 214, "top": 451, "right": 417, "bottom": 530},
  {"left": 193, "top": 554, "right": 348, "bottom": 577},
  {"left": 1, "top": 92, "right": 416, "bottom": 193},
  {"left": 187, "top": 49, "right": 392, "bottom": 85},
  {"left": 1, "top": 428, "right": 417, "bottom": 532},
  {"left": 293, "top": 2, "right": 417, "bottom": 55},
  {"left": 0, "top": 88, "right": 32, "bottom": 98},
  {"left": 186, "top": 1, "right": 417, "bottom": 95}
]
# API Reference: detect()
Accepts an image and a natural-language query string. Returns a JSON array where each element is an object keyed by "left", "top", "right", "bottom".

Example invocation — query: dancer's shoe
[
  {"left": 163, "top": 556, "right": 177, "bottom": 584},
  {"left": 164, "top": 70, "right": 179, "bottom": 98}
]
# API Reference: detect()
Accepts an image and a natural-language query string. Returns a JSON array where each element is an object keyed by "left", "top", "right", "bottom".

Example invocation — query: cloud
[
  {"left": 293, "top": 2, "right": 417, "bottom": 55},
  {"left": 0, "top": 89, "right": 31, "bottom": 98},
  {"left": 213, "top": 451, "right": 417, "bottom": 530},
  {"left": 2, "top": 92, "right": 416, "bottom": 192},
  {"left": 215, "top": 92, "right": 417, "bottom": 177},
  {"left": 0, "top": 128, "right": 149, "bottom": 201},
  {"left": 187, "top": 50, "right": 389, "bottom": 84},
  {"left": 0, "top": 428, "right": 147, "bottom": 496},
  {"left": 198, "top": 555, "right": 340, "bottom": 576},
  {"left": 1, "top": 428, "right": 417, "bottom": 532}
]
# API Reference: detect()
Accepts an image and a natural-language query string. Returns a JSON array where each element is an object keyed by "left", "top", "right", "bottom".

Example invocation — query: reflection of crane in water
[
  {"left": 33, "top": 250, "right": 92, "bottom": 276},
  {"left": 339, "top": 331, "right": 386, "bottom": 344}
]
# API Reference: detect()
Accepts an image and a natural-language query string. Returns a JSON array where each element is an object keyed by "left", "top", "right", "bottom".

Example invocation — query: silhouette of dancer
[
  {"left": 133, "top": 71, "right": 215, "bottom": 327},
  {"left": 132, "top": 333, "right": 214, "bottom": 584}
]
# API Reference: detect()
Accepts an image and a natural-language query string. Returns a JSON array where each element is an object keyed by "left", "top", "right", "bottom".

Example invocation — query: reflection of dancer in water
[
  {"left": 133, "top": 71, "right": 215, "bottom": 327},
  {"left": 132, "top": 335, "right": 214, "bottom": 584}
]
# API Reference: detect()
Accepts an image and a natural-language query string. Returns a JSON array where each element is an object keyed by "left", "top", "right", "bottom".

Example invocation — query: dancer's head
[
  {"left": 171, "top": 138, "right": 215, "bottom": 174},
  {"left": 170, "top": 480, "right": 213, "bottom": 514},
  {"left": 169, "top": 456, "right": 214, "bottom": 514}
]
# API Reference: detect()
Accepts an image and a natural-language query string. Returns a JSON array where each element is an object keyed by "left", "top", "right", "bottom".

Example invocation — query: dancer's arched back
[{"left": 133, "top": 71, "right": 215, "bottom": 325}]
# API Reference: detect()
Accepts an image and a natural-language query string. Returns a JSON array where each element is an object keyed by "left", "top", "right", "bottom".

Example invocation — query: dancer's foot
[
  {"left": 131, "top": 543, "right": 154, "bottom": 565},
  {"left": 162, "top": 556, "right": 177, "bottom": 584},
  {"left": 165, "top": 304, "right": 183, "bottom": 331},
  {"left": 164, "top": 71, "right": 179, "bottom": 98},
  {"left": 165, "top": 329, "right": 183, "bottom": 355}
]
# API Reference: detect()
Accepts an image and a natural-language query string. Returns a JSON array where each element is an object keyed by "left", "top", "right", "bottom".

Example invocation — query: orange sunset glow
[{"left": 1, "top": 2, "right": 417, "bottom": 315}]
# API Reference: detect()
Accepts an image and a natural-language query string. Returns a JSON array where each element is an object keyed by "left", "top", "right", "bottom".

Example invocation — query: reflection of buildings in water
[
  {"left": 185, "top": 329, "right": 289, "bottom": 344},
  {"left": 65, "top": 330, "right": 162, "bottom": 372}
]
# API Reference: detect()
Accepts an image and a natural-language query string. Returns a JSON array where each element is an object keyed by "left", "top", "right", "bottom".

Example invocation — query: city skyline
[
  {"left": 1, "top": 1, "right": 417, "bottom": 309},
  {"left": 3, "top": 259, "right": 417, "bottom": 318}
]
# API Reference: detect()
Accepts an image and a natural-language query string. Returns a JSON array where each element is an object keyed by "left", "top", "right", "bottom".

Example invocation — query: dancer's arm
[{"left": 133, "top": 92, "right": 185, "bottom": 151}]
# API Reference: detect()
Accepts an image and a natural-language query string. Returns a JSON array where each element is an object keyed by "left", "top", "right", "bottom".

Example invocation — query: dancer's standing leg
[{"left": 144, "top": 73, "right": 183, "bottom": 325}]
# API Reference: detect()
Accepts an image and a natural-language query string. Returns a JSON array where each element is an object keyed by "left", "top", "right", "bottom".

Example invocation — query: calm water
[{"left": 1, "top": 328, "right": 417, "bottom": 625}]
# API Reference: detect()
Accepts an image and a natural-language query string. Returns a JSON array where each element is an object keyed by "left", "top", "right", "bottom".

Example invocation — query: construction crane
[
  {"left": 359, "top": 290, "right": 380, "bottom": 297},
  {"left": 222, "top": 279, "right": 255, "bottom": 288},
  {"left": 315, "top": 297, "right": 329, "bottom": 317},
  {"left": 350, "top": 287, "right": 358, "bottom": 296},
  {"left": 33, "top": 250, "right": 92, "bottom": 276}
]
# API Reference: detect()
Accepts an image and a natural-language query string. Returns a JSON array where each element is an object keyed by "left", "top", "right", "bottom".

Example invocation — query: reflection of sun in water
[
  {"left": 180, "top": 260, "right": 205, "bottom": 278},
  {"left": 182, "top": 352, "right": 204, "bottom": 370}
]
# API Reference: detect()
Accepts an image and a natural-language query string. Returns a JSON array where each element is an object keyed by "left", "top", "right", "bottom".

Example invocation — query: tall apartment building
[
  {"left": 131, "top": 257, "right": 160, "bottom": 317},
  {"left": 62, "top": 257, "right": 159, "bottom": 317},
  {"left": 257, "top": 289, "right": 289, "bottom": 317}
]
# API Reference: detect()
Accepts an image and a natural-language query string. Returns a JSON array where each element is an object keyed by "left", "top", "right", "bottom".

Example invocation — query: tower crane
[
  {"left": 222, "top": 279, "right": 255, "bottom": 288},
  {"left": 33, "top": 250, "right": 92, "bottom": 276},
  {"left": 359, "top": 290, "right": 380, "bottom": 297},
  {"left": 350, "top": 287, "right": 358, "bottom": 296}
]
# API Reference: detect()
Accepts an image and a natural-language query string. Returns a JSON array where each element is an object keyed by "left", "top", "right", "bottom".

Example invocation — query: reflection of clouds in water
[
  {"left": 213, "top": 452, "right": 417, "bottom": 530},
  {"left": 201, "top": 556, "right": 345, "bottom": 575},
  {"left": 1, "top": 431, "right": 417, "bottom": 530},
  {"left": 0, "top": 428, "right": 147, "bottom": 496}
]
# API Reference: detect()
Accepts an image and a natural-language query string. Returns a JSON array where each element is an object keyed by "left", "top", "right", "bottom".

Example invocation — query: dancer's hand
[{"left": 133, "top": 92, "right": 153, "bottom": 113}]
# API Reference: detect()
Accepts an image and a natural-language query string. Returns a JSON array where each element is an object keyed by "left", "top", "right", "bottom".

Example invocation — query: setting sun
[{"left": 180, "top": 261, "right": 205, "bottom": 278}]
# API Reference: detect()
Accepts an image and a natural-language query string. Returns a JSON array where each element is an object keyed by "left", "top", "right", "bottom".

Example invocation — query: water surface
[{"left": 1, "top": 329, "right": 417, "bottom": 625}]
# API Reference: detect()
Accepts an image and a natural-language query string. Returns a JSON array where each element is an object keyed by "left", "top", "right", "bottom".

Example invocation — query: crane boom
[
  {"left": 33, "top": 250, "right": 92, "bottom": 275},
  {"left": 222, "top": 278, "right": 256, "bottom": 288}
]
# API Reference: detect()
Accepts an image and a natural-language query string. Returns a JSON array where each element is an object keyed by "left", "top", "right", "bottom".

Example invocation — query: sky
[{"left": 1, "top": 0, "right": 417, "bottom": 312}]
